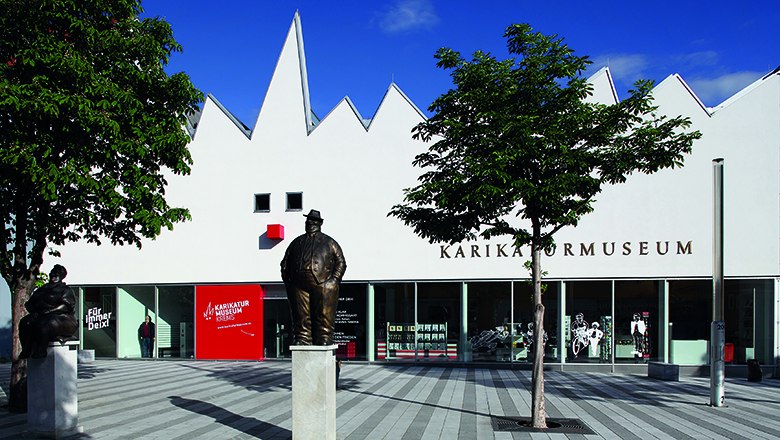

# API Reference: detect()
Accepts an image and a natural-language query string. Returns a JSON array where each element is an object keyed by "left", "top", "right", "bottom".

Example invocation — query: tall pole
[{"left": 710, "top": 158, "right": 725, "bottom": 407}]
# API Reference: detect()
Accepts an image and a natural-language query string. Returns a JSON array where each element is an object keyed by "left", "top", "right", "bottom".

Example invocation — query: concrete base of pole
[
  {"left": 710, "top": 321, "right": 726, "bottom": 407},
  {"left": 27, "top": 341, "right": 82, "bottom": 438},
  {"left": 291, "top": 345, "right": 337, "bottom": 440}
]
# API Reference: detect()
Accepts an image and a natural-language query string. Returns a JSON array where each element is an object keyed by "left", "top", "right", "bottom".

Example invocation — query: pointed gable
[
  {"left": 252, "top": 12, "right": 312, "bottom": 144},
  {"left": 585, "top": 67, "right": 619, "bottom": 105},
  {"left": 368, "top": 83, "right": 427, "bottom": 136},
  {"left": 652, "top": 74, "right": 711, "bottom": 123}
]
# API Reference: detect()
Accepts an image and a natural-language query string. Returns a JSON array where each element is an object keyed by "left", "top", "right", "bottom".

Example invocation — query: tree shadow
[
  {"left": 169, "top": 395, "right": 291, "bottom": 439},
  {"left": 336, "top": 377, "right": 363, "bottom": 390},
  {"left": 371, "top": 364, "right": 732, "bottom": 409},
  {"left": 176, "top": 362, "right": 292, "bottom": 392},
  {"left": 77, "top": 363, "right": 110, "bottom": 379},
  {"left": 341, "top": 386, "right": 496, "bottom": 418}
]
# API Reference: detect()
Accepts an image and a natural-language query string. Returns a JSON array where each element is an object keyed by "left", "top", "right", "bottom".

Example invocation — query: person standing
[
  {"left": 138, "top": 315, "right": 155, "bottom": 358},
  {"left": 280, "top": 209, "right": 347, "bottom": 346}
]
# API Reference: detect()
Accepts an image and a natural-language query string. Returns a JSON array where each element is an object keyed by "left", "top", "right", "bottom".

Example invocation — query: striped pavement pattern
[{"left": 0, "top": 359, "right": 779, "bottom": 439}]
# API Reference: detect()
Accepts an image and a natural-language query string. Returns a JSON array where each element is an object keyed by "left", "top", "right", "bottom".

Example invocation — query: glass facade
[
  {"left": 465, "top": 281, "right": 560, "bottom": 363},
  {"left": 669, "top": 280, "right": 710, "bottom": 364},
  {"left": 117, "top": 285, "right": 155, "bottom": 358},
  {"left": 416, "top": 282, "right": 460, "bottom": 361},
  {"left": 724, "top": 279, "right": 773, "bottom": 364},
  {"left": 262, "top": 285, "right": 292, "bottom": 359},
  {"left": 82, "top": 286, "right": 116, "bottom": 357},
  {"left": 158, "top": 286, "right": 194, "bottom": 359},
  {"left": 514, "top": 282, "right": 559, "bottom": 362},
  {"left": 614, "top": 281, "right": 660, "bottom": 363},
  {"left": 71, "top": 277, "right": 776, "bottom": 367},
  {"left": 374, "top": 283, "right": 415, "bottom": 361},
  {"left": 334, "top": 283, "right": 368, "bottom": 361},
  {"left": 565, "top": 281, "right": 612, "bottom": 363},
  {"left": 467, "top": 282, "right": 511, "bottom": 362}
]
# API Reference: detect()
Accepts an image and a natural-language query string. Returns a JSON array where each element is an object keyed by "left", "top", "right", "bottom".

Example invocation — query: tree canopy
[
  {"left": 0, "top": 0, "right": 202, "bottom": 411},
  {"left": 390, "top": 23, "right": 701, "bottom": 427}
]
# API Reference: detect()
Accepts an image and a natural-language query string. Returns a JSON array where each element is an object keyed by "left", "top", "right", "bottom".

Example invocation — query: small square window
[
  {"left": 286, "top": 192, "right": 303, "bottom": 211},
  {"left": 254, "top": 193, "right": 270, "bottom": 212}
]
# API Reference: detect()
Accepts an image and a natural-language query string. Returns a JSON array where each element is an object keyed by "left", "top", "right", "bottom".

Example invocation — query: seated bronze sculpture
[
  {"left": 280, "top": 210, "right": 346, "bottom": 345},
  {"left": 19, "top": 265, "right": 78, "bottom": 359}
]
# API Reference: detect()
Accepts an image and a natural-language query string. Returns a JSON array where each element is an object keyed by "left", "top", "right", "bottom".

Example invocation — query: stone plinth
[
  {"left": 291, "top": 345, "right": 337, "bottom": 440},
  {"left": 648, "top": 361, "right": 679, "bottom": 381},
  {"left": 27, "top": 341, "right": 81, "bottom": 438}
]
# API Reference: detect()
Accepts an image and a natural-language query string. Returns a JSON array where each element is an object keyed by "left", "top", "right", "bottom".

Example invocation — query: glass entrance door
[
  {"left": 83, "top": 287, "right": 117, "bottom": 357},
  {"left": 263, "top": 298, "right": 292, "bottom": 359}
]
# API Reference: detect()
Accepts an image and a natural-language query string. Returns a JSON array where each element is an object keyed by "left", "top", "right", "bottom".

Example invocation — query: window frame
[
  {"left": 254, "top": 193, "right": 271, "bottom": 213},
  {"left": 286, "top": 192, "right": 303, "bottom": 212}
]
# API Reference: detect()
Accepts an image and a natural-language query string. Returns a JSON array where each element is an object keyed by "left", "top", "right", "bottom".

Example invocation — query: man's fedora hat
[{"left": 304, "top": 209, "right": 324, "bottom": 221}]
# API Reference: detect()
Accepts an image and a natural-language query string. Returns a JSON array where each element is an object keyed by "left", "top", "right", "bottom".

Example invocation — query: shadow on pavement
[
  {"left": 341, "top": 387, "right": 496, "bottom": 420},
  {"left": 177, "top": 363, "right": 292, "bottom": 393},
  {"left": 77, "top": 364, "right": 110, "bottom": 380},
  {"left": 169, "top": 395, "right": 291, "bottom": 439}
]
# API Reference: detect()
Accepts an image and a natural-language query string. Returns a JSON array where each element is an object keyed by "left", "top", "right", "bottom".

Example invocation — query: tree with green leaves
[
  {"left": 390, "top": 23, "right": 701, "bottom": 428},
  {"left": 0, "top": 0, "right": 202, "bottom": 411}
]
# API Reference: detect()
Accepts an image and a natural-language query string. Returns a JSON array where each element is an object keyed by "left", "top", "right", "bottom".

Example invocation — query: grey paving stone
[{"left": 1, "top": 360, "right": 779, "bottom": 439}]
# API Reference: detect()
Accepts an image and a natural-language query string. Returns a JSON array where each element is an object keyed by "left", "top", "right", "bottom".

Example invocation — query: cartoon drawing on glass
[
  {"left": 588, "top": 322, "right": 604, "bottom": 357},
  {"left": 570, "top": 313, "right": 589, "bottom": 357},
  {"left": 630, "top": 313, "right": 646, "bottom": 357},
  {"left": 599, "top": 315, "right": 613, "bottom": 363},
  {"left": 469, "top": 326, "right": 510, "bottom": 352},
  {"left": 524, "top": 322, "right": 548, "bottom": 356}
]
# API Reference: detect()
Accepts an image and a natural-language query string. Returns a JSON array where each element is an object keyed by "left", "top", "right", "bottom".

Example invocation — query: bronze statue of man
[
  {"left": 19, "top": 264, "right": 78, "bottom": 359},
  {"left": 280, "top": 210, "right": 346, "bottom": 345}
]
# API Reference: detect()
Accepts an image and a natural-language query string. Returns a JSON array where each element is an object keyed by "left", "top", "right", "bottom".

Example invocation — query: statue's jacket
[{"left": 281, "top": 232, "right": 346, "bottom": 285}]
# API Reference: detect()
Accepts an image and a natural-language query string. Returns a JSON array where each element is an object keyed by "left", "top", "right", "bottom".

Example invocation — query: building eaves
[{"left": 707, "top": 65, "right": 780, "bottom": 115}]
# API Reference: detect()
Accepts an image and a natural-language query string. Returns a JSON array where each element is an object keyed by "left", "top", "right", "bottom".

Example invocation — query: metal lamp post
[{"left": 710, "top": 158, "right": 725, "bottom": 407}]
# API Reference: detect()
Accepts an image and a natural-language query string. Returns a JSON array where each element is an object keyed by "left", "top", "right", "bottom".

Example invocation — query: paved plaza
[{"left": 0, "top": 359, "right": 779, "bottom": 439}]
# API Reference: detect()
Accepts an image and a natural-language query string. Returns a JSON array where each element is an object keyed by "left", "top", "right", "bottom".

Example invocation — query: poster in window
[{"left": 195, "top": 285, "right": 264, "bottom": 360}]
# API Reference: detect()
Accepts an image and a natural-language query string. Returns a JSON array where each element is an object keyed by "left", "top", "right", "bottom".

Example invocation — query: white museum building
[{"left": 50, "top": 14, "right": 779, "bottom": 373}]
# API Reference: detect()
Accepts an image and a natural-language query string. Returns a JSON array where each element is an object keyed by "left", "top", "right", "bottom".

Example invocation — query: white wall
[{"left": 53, "top": 14, "right": 780, "bottom": 286}]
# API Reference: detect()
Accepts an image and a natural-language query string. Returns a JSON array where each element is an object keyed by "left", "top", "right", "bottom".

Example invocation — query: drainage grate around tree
[{"left": 491, "top": 416, "right": 595, "bottom": 434}]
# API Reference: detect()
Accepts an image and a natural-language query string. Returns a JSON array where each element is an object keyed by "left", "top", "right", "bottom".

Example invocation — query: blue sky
[{"left": 144, "top": 1, "right": 778, "bottom": 126}]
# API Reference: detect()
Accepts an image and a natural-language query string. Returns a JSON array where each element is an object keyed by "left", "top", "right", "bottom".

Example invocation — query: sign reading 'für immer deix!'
[{"left": 85, "top": 307, "right": 112, "bottom": 330}]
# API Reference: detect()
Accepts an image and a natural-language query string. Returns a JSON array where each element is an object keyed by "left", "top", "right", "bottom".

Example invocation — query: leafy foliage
[
  {"left": 0, "top": 0, "right": 202, "bottom": 411},
  {"left": 391, "top": 23, "right": 700, "bottom": 251},
  {"left": 0, "top": 0, "right": 203, "bottom": 283},
  {"left": 389, "top": 23, "right": 701, "bottom": 428}
]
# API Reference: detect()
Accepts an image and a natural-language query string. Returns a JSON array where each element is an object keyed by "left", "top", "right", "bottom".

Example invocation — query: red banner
[{"left": 195, "top": 285, "right": 264, "bottom": 360}]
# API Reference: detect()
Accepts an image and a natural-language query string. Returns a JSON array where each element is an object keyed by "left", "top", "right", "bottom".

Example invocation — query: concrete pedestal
[
  {"left": 291, "top": 345, "right": 337, "bottom": 440},
  {"left": 27, "top": 342, "right": 81, "bottom": 438},
  {"left": 648, "top": 362, "right": 679, "bottom": 381}
]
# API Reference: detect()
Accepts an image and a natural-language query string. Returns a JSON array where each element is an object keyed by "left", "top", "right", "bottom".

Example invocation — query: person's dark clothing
[
  {"left": 19, "top": 281, "right": 77, "bottom": 359},
  {"left": 138, "top": 322, "right": 155, "bottom": 358},
  {"left": 281, "top": 231, "right": 346, "bottom": 345}
]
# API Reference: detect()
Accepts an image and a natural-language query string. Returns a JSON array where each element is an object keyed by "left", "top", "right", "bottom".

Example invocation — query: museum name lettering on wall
[
  {"left": 85, "top": 307, "right": 112, "bottom": 330},
  {"left": 439, "top": 240, "right": 693, "bottom": 259},
  {"left": 203, "top": 300, "right": 250, "bottom": 322}
]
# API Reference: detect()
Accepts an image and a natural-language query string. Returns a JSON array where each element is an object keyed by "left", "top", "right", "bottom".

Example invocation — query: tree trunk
[
  {"left": 5, "top": 196, "right": 45, "bottom": 412},
  {"left": 530, "top": 241, "right": 547, "bottom": 428},
  {"left": 9, "top": 277, "right": 33, "bottom": 412}
]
